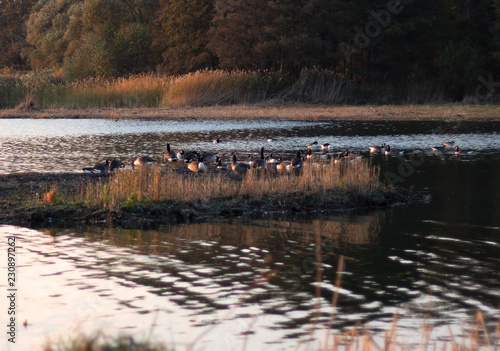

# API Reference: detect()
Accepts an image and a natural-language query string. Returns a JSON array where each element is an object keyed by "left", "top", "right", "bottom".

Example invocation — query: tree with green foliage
[
  {"left": 0, "top": 0, "right": 37, "bottom": 70},
  {"left": 208, "top": 0, "right": 354, "bottom": 76},
  {"left": 152, "top": 0, "right": 215, "bottom": 75},
  {"left": 4, "top": 0, "right": 500, "bottom": 100},
  {"left": 208, "top": 0, "right": 279, "bottom": 72},
  {"left": 23, "top": 0, "right": 77, "bottom": 70},
  {"left": 23, "top": 0, "right": 158, "bottom": 80}
]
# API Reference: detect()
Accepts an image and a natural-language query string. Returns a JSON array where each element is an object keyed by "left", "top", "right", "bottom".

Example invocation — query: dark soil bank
[{"left": 0, "top": 172, "right": 421, "bottom": 229}]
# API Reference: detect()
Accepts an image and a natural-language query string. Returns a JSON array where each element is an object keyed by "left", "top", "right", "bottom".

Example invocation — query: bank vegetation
[{"left": 0, "top": 159, "right": 415, "bottom": 228}]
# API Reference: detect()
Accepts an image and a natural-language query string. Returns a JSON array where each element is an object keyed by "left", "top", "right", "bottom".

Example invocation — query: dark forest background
[{"left": 1, "top": 0, "right": 499, "bottom": 102}]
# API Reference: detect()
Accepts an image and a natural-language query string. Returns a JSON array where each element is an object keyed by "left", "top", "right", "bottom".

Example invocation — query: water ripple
[{"left": 0, "top": 119, "right": 499, "bottom": 173}]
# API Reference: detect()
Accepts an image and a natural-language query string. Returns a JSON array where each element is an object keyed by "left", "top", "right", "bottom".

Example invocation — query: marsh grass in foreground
[
  {"left": 43, "top": 334, "right": 168, "bottom": 351},
  {"left": 42, "top": 253, "right": 500, "bottom": 351},
  {"left": 42, "top": 313, "right": 500, "bottom": 351},
  {"left": 78, "top": 160, "right": 388, "bottom": 212}
]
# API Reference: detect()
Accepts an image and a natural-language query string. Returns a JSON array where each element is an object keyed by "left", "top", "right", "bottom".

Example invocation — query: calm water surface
[{"left": 0, "top": 118, "right": 499, "bottom": 350}]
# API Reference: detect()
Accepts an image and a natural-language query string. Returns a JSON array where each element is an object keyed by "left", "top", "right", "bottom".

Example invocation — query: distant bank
[{"left": 2, "top": 104, "right": 500, "bottom": 121}]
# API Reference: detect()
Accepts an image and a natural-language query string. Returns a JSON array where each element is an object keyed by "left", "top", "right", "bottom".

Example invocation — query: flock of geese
[{"left": 81, "top": 139, "right": 473, "bottom": 175}]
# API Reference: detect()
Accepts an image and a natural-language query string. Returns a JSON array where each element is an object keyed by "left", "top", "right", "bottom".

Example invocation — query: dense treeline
[{"left": 1, "top": 0, "right": 499, "bottom": 102}]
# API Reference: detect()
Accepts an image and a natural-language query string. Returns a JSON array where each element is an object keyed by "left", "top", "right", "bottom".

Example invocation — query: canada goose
[
  {"left": 176, "top": 150, "right": 185, "bottom": 161},
  {"left": 109, "top": 159, "right": 124, "bottom": 171},
  {"left": 321, "top": 143, "right": 331, "bottom": 150},
  {"left": 320, "top": 150, "right": 331, "bottom": 161},
  {"left": 276, "top": 157, "right": 292, "bottom": 172},
  {"left": 443, "top": 141, "right": 455, "bottom": 147},
  {"left": 333, "top": 151, "right": 346, "bottom": 163},
  {"left": 306, "top": 148, "right": 320, "bottom": 161},
  {"left": 303, "top": 156, "right": 319, "bottom": 168},
  {"left": 291, "top": 150, "right": 304, "bottom": 169},
  {"left": 248, "top": 154, "right": 255, "bottom": 168},
  {"left": 253, "top": 147, "right": 267, "bottom": 169},
  {"left": 93, "top": 160, "right": 110, "bottom": 174},
  {"left": 164, "top": 144, "right": 177, "bottom": 162},
  {"left": 133, "top": 156, "right": 156, "bottom": 167},
  {"left": 267, "top": 153, "right": 279, "bottom": 164},
  {"left": 201, "top": 152, "right": 218, "bottom": 163},
  {"left": 231, "top": 153, "right": 250, "bottom": 175},
  {"left": 182, "top": 151, "right": 199, "bottom": 163},
  {"left": 431, "top": 145, "right": 446, "bottom": 151},
  {"left": 216, "top": 156, "right": 228, "bottom": 170},
  {"left": 454, "top": 146, "right": 473, "bottom": 155},
  {"left": 384, "top": 145, "right": 404, "bottom": 155},
  {"left": 82, "top": 163, "right": 108, "bottom": 174},
  {"left": 307, "top": 141, "right": 319, "bottom": 149},
  {"left": 187, "top": 155, "right": 206, "bottom": 173},
  {"left": 369, "top": 143, "right": 386, "bottom": 153},
  {"left": 340, "top": 150, "right": 363, "bottom": 163}
]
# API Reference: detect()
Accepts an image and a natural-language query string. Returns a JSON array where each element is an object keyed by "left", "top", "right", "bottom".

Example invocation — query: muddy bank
[
  {"left": 1, "top": 104, "right": 500, "bottom": 121},
  {"left": 0, "top": 172, "right": 420, "bottom": 229}
]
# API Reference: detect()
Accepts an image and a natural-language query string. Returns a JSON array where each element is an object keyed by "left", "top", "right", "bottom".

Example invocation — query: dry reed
[
  {"left": 79, "top": 160, "right": 383, "bottom": 210},
  {"left": 164, "top": 70, "right": 265, "bottom": 106},
  {"left": 2, "top": 69, "right": 498, "bottom": 110}
]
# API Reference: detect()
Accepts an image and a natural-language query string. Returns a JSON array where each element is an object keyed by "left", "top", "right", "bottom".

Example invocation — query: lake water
[{"left": 0, "top": 117, "right": 499, "bottom": 350}]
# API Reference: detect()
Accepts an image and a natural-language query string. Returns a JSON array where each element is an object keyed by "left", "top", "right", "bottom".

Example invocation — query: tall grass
[
  {"left": 42, "top": 311, "right": 500, "bottom": 351},
  {"left": 36, "top": 74, "right": 168, "bottom": 108},
  {"left": 286, "top": 68, "right": 355, "bottom": 104},
  {"left": 0, "top": 69, "right": 453, "bottom": 110},
  {"left": 0, "top": 74, "right": 27, "bottom": 108},
  {"left": 79, "top": 160, "right": 383, "bottom": 210},
  {"left": 164, "top": 70, "right": 271, "bottom": 106},
  {"left": 43, "top": 333, "right": 168, "bottom": 351}
]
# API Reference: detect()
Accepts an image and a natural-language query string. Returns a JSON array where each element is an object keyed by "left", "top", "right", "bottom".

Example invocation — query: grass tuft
[
  {"left": 41, "top": 188, "right": 58, "bottom": 204},
  {"left": 43, "top": 333, "right": 167, "bottom": 351}
]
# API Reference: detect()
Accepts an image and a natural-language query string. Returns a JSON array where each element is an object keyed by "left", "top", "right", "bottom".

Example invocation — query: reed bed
[
  {"left": 286, "top": 68, "right": 355, "bottom": 104},
  {"left": 1, "top": 69, "right": 455, "bottom": 110},
  {"left": 79, "top": 160, "right": 383, "bottom": 210},
  {"left": 35, "top": 74, "right": 168, "bottom": 108},
  {"left": 164, "top": 69, "right": 277, "bottom": 106},
  {"left": 0, "top": 74, "right": 26, "bottom": 108}
]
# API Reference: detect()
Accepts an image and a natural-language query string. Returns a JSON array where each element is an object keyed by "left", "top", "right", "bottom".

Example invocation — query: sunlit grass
[
  {"left": 78, "top": 160, "right": 385, "bottom": 210},
  {"left": 164, "top": 69, "right": 275, "bottom": 106},
  {"left": 37, "top": 74, "right": 168, "bottom": 108},
  {"left": 1, "top": 68, "right": 455, "bottom": 110}
]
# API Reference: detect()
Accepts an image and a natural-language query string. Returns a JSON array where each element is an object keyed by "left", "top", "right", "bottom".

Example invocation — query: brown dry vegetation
[
  {"left": 2, "top": 104, "right": 500, "bottom": 121},
  {"left": 2, "top": 71, "right": 500, "bottom": 121},
  {"left": 80, "top": 160, "right": 390, "bottom": 210},
  {"left": 0, "top": 160, "right": 414, "bottom": 228}
]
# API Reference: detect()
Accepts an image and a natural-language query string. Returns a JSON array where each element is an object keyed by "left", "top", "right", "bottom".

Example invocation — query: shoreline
[
  {"left": 2, "top": 103, "right": 500, "bottom": 121},
  {"left": 0, "top": 172, "right": 421, "bottom": 229}
]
